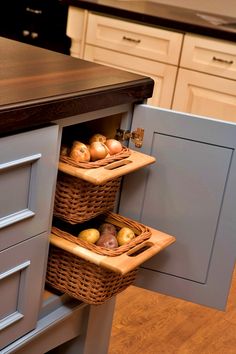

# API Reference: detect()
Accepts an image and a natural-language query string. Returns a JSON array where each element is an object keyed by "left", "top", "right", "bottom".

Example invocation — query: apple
[
  {"left": 117, "top": 227, "right": 135, "bottom": 246},
  {"left": 96, "top": 233, "right": 118, "bottom": 249},
  {"left": 78, "top": 228, "right": 100, "bottom": 243}
]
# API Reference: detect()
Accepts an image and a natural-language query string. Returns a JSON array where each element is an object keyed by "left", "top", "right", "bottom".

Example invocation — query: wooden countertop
[
  {"left": 0, "top": 37, "right": 154, "bottom": 135},
  {"left": 63, "top": 0, "right": 236, "bottom": 42}
]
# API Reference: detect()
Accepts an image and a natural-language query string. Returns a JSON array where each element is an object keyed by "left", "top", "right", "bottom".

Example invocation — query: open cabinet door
[{"left": 119, "top": 104, "right": 236, "bottom": 310}]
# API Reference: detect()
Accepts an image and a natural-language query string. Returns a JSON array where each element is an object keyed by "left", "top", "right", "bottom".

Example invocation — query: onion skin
[
  {"left": 70, "top": 141, "right": 90, "bottom": 162},
  {"left": 90, "top": 141, "right": 109, "bottom": 161},
  {"left": 89, "top": 133, "right": 107, "bottom": 144},
  {"left": 105, "top": 139, "right": 123, "bottom": 155},
  {"left": 60, "top": 144, "right": 70, "bottom": 156}
]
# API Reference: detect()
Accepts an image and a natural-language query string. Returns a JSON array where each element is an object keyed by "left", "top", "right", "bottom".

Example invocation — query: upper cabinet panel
[
  {"left": 0, "top": 125, "right": 59, "bottom": 251},
  {"left": 180, "top": 34, "right": 236, "bottom": 80},
  {"left": 86, "top": 13, "right": 183, "bottom": 65}
]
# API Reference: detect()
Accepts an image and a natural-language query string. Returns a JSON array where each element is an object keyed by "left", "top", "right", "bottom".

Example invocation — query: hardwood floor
[{"left": 108, "top": 266, "right": 236, "bottom": 354}]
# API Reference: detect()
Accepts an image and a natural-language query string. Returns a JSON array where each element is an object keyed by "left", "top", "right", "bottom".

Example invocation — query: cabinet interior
[{"left": 61, "top": 113, "right": 123, "bottom": 147}]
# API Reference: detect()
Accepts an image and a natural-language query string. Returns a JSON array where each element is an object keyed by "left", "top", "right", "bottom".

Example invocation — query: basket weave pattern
[
  {"left": 46, "top": 246, "right": 137, "bottom": 305},
  {"left": 53, "top": 173, "right": 121, "bottom": 224}
]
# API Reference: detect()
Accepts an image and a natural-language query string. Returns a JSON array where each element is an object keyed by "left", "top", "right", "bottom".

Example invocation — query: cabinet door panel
[
  {"left": 119, "top": 104, "right": 236, "bottom": 309},
  {"left": 172, "top": 68, "right": 236, "bottom": 122},
  {"left": 84, "top": 44, "right": 177, "bottom": 109},
  {"left": 0, "top": 233, "right": 49, "bottom": 350}
]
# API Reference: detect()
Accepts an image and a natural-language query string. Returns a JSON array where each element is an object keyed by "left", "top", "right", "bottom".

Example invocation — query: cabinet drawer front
[
  {"left": 84, "top": 44, "right": 177, "bottom": 109},
  {"left": 0, "top": 233, "right": 48, "bottom": 349},
  {"left": 86, "top": 13, "right": 183, "bottom": 65},
  {"left": 172, "top": 68, "right": 236, "bottom": 122},
  {"left": 181, "top": 34, "right": 236, "bottom": 80},
  {"left": 0, "top": 125, "right": 59, "bottom": 251}
]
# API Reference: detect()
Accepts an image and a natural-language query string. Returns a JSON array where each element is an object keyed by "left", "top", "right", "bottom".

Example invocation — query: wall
[{"left": 152, "top": 0, "right": 236, "bottom": 18}]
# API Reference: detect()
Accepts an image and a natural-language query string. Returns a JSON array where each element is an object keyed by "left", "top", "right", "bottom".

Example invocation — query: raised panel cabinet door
[
  {"left": 172, "top": 68, "right": 236, "bottom": 122},
  {"left": 0, "top": 232, "right": 50, "bottom": 350},
  {"left": 0, "top": 125, "right": 59, "bottom": 251},
  {"left": 119, "top": 104, "right": 236, "bottom": 310},
  {"left": 84, "top": 45, "right": 178, "bottom": 109}
]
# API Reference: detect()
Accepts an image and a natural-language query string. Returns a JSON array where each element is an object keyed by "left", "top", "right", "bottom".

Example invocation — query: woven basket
[
  {"left": 46, "top": 212, "right": 152, "bottom": 305},
  {"left": 46, "top": 247, "right": 137, "bottom": 305},
  {"left": 53, "top": 172, "right": 121, "bottom": 224}
]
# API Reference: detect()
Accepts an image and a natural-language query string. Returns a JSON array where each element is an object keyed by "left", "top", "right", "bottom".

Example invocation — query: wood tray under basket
[
  {"left": 58, "top": 149, "right": 156, "bottom": 185},
  {"left": 46, "top": 212, "right": 175, "bottom": 304}
]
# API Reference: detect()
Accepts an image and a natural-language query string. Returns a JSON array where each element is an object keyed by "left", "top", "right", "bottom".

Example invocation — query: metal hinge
[{"left": 116, "top": 128, "right": 144, "bottom": 148}]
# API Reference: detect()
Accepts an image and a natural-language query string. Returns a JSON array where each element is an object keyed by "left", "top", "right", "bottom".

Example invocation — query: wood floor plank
[{"left": 109, "top": 266, "right": 236, "bottom": 354}]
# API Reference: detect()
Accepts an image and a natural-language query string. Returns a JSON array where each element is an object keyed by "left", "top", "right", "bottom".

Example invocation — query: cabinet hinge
[{"left": 116, "top": 128, "right": 144, "bottom": 148}]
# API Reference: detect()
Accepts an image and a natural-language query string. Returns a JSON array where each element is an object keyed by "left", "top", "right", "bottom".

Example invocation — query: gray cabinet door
[
  {"left": 0, "top": 232, "right": 50, "bottom": 350},
  {"left": 119, "top": 104, "right": 236, "bottom": 310}
]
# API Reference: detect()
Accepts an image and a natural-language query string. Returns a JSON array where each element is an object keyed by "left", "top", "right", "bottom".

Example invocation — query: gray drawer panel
[
  {"left": 0, "top": 233, "right": 49, "bottom": 350},
  {"left": 0, "top": 125, "right": 59, "bottom": 251}
]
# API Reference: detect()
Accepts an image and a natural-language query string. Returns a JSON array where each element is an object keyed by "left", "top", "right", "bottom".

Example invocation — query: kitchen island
[{"left": 0, "top": 36, "right": 153, "bottom": 353}]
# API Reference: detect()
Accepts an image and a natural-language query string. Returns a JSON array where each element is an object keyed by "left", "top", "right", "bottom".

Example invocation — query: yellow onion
[
  {"left": 89, "top": 141, "right": 109, "bottom": 161},
  {"left": 89, "top": 133, "right": 107, "bottom": 144},
  {"left": 70, "top": 141, "right": 90, "bottom": 162},
  {"left": 105, "top": 139, "right": 123, "bottom": 155}
]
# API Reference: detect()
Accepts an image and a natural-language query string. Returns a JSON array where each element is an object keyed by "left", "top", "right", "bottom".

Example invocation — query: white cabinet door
[
  {"left": 172, "top": 68, "right": 236, "bottom": 122},
  {"left": 119, "top": 104, "right": 236, "bottom": 310}
]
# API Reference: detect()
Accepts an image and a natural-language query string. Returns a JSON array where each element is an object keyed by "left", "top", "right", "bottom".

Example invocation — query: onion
[
  {"left": 105, "top": 139, "right": 123, "bottom": 155},
  {"left": 89, "top": 133, "right": 107, "bottom": 144},
  {"left": 90, "top": 141, "right": 109, "bottom": 161},
  {"left": 60, "top": 144, "right": 70, "bottom": 156},
  {"left": 70, "top": 141, "right": 90, "bottom": 162}
]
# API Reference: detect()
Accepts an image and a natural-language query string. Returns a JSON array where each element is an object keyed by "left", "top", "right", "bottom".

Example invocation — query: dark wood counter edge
[
  {"left": 0, "top": 78, "right": 154, "bottom": 135},
  {"left": 63, "top": 0, "right": 236, "bottom": 42}
]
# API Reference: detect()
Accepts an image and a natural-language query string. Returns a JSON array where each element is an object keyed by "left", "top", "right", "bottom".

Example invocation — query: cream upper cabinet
[
  {"left": 180, "top": 34, "right": 236, "bottom": 80},
  {"left": 66, "top": 6, "right": 88, "bottom": 58},
  {"left": 85, "top": 13, "right": 183, "bottom": 65},
  {"left": 84, "top": 13, "right": 183, "bottom": 109},
  {"left": 172, "top": 68, "right": 236, "bottom": 122},
  {"left": 66, "top": 7, "right": 236, "bottom": 120},
  {"left": 173, "top": 34, "right": 236, "bottom": 121},
  {"left": 84, "top": 44, "right": 178, "bottom": 108}
]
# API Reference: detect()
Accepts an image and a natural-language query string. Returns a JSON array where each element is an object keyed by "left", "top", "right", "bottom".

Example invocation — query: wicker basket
[
  {"left": 46, "top": 246, "right": 138, "bottom": 305},
  {"left": 53, "top": 172, "right": 121, "bottom": 224},
  {"left": 60, "top": 146, "right": 131, "bottom": 169},
  {"left": 46, "top": 212, "right": 152, "bottom": 305}
]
